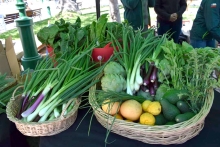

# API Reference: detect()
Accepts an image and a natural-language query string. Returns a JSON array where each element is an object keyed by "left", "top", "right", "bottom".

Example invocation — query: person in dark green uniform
[
  {"left": 190, "top": 0, "right": 220, "bottom": 48},
  {"left": 121, "top": 0, "right": 153, "bottom": 31},
  {"left": 154, "top": 0, "right": 187, "bottom": 43}
]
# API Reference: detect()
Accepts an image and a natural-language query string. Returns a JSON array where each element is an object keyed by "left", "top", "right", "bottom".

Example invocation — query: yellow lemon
[
  {"left": 114, "top": 113, "right": 123, "bottom": 120},
  {"left": 146, "top": 101, "right": 161, "bottom": 115},
  {"left": 142, "top": 100, "right": 152, "bottom": 112},
  {"left": 139, "top": 112, "right": 155, "bottom": 125}
]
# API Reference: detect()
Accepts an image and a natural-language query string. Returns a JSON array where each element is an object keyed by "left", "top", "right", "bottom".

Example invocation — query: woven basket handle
[
  {"left": 11, "top": 85, "right": 24, "bottom": 100},
  {"left": 60, "top": 98, "right": 75, "bottom": 120}
]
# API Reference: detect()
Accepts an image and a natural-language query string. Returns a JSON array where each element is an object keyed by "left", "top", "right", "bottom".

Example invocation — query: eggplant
[
  {"left": 140, "top": 85, "right": 149, "bottom": 92},
  {"left": 149, "top": 84, "right": 156, "bottom": 96},
  {"left": 150, "top": 66, "right": 158, "bottom": 83},
  {"left": 143, "top": 62, "right": 154, "bottom": 86}
]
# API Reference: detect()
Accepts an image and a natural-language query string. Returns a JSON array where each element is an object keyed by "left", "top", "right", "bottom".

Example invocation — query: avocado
[
  {"left": 165, "top": 121, "right": 176, "bottom": 125},
  {"left": 155, "top": 113, "right": 168, "bottom": 125},
  {"left": 175, "top": 112, "right": 196, "bottom": 123},
  {"left": 176, "top": 100, "right": 191, "bottom": 113},
  {"left": 162, "top": 89, "right": 189, "bottom": 105},
  {"left": 160, "top": 99, "right": 181, "bottom": 121}
]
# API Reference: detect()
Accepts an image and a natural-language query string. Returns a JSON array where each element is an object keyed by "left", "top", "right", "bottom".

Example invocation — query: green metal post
[
  {"left": 47, "top": 6, "right": 52, "bottom": 18},
  {"left": 15, "top": 0, "right": 42, "bottom": 70}
]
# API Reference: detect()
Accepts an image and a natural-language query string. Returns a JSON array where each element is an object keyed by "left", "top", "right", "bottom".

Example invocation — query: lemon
[
  {"left": 114, "top": 113, "right": 123, "bottom": 120},
  {"left": 146, "top": 101, "right": 161, "bottom": 115},
  {"left": 139, "top": 112, "right": 155, "bottom": 125},
  {"left": 142, "top": 100, "right": 152, "bottom": 112}
]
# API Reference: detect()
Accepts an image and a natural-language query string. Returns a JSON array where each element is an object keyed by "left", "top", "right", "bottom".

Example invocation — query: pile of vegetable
[
  {"left": 16, "top": 42, "right": 110, "bottom": 122},
  {"left": 37, "top": 14, "right": 123, "bottom": 58},
  {"left": 13, "top": 14, "right": 124, "bottom": 123},
  {"left": 93, "top": 23, "right": 220, "bottom": 126}
]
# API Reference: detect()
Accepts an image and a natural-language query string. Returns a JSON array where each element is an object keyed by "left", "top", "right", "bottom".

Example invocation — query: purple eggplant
[
  {"left": 153, "top": 79, "right": 159, "bottom": 90},
  {"left": 149, "top": 84, "right": 156, "bottom": 96},
  {"left": 140, "top": 85, "right": 149, "bottom": 92},
  {"left": 150, "top": 66, "right": 158, "bottom": 83},
  {"left": 143, "top": 62, "right": 155, "bottom": 86}
]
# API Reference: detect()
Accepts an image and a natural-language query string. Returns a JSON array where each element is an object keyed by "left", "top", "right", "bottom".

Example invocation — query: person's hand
[{"left": 169, "top": 13, "right": 178, "bottom": 22}]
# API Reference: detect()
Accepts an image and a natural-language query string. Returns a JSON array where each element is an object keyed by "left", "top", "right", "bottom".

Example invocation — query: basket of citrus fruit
[
  {"left": 88, "top": 60, "right": 214, "bottom": 145},
  {"left": 89, "top": 26, "right": 218, "bottom": 144}
]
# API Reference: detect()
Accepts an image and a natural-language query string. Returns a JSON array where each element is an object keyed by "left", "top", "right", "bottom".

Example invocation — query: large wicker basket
[
  {"left": 89, "top": 83, "right": 214, "bottom": 145},
  {"left": 6, "top": 88, "right": 81, "bottom": 137}
]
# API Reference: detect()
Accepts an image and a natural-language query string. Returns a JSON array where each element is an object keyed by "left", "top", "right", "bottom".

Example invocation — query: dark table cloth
[
  {"left": 39, "top": 90, "right": 220, "bottom": 147},
  {"left": 0, "top": 113, "right": 30, "bottom": 147}
]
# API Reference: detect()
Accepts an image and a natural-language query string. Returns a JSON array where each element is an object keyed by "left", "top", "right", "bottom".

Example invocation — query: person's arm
[
  {"left": 154, "top": 0, "right": 170, "bottom": 21},
  {"left": 204, "top": 0, "right": 220, "bottom": 42},
  {"left": 177, "top": 0, "right": 187, "bottom": 17},
  {"left": 121, "top": 0, "right": 140, "bottom": 10}
]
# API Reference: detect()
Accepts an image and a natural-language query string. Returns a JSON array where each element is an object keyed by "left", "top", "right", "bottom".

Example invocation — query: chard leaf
[
  {"left": 52, "top": 41, "right": 60, "bottom": 49},
  {"left": 60, "top": 32, "right": 69, "bottom": 52},
  {"left": 90, "top": 21, "right": 96, "bottom": 42},
  {"left": 76, "top": 29, "right": 85, "bottom": 42},
  {"left": 68, "top": 25, "right": 76, "bottom": 43},
  {"left": 73, "top": 17, "right": 81, "bottom": 28},
  {"left": 96, "top": 13, "right": 108, "bottom": 43},
  {"left": 37, "top": 24, "right": 59, "bottom": 45}
]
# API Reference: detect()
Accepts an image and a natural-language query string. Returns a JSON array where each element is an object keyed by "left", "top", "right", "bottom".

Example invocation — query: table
[
  {"left": 0, "top": 113, "right": 29, "bottom": 147},
  {"left": 40, "top": 90, "right": 220, "bottom": 147}
]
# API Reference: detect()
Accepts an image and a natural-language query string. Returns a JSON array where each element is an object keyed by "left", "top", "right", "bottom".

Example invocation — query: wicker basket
[
  {"left": 89, "top": 83, "right": 214, "bottom": 145},
  {"left": 6, "top": 86, "right": 81, "bottom": 137}
]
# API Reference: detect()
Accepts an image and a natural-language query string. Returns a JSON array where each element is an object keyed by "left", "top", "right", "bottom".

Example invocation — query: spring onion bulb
[
  {"left": 21, "top": 80, "right": 58, "bottom": 118},
  {"left": 54, "top": 107, "right": 60, "bottom": 118},
  {"left": 135, "top": 63, "right": 143, "bottom": 85},
  {"left": 38, "top": 100, "right": 56, "bottom": 117},
  {"left": 134, "top": 82, "right": 140, "bottom": 91}
]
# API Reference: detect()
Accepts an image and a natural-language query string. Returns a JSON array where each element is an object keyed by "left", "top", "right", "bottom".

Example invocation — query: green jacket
[
  {"left": 121, "top": 0, "right": 154, "bottom": 30},
  {"left": 190, "top": 0, "right": 220, "bottom": 42}
]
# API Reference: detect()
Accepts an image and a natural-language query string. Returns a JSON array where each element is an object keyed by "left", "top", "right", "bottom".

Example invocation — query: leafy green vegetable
[
  {"left": 37, "top": 24, "right": 59, "bottom": 45},
  {"left": 101, "top": 74, "right": 126, "bottom": 92},
  {"left": 88, "top": 14, "right": 123, "bottom": 47},
  {"left": 37, "top": 17, "right": 88, "bottom": 55},
  {"left": 157, "top": 39, "right": 220, "bottom": 113},
  {"left": 104, "top": 61, "right": 126, "bottom": 77},
  {"left": 155, "top": 84, "right": 170, "bottom": 101}
]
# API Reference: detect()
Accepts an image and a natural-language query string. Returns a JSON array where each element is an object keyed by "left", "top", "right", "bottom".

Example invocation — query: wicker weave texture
[
  {"left": 6, "top": 95, "right": 80, "bottom": 136},
  {"left": 89, "top": 83, "right": 214, "bottom": 145}
]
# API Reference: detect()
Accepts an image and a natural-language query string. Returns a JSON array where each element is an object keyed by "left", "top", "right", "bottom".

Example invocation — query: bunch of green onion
[{"left": 17, "top": 43, "right": 108, "bottom": 122}]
